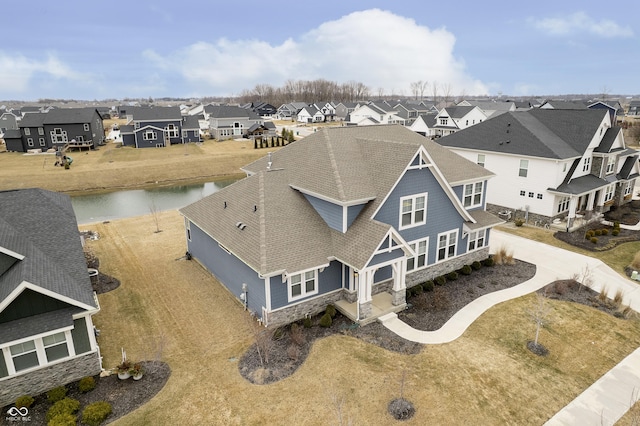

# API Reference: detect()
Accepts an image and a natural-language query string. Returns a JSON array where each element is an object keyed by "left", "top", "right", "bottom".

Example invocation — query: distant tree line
[{"left": 236, "top": 79, "right": 372, "bottom": 106}]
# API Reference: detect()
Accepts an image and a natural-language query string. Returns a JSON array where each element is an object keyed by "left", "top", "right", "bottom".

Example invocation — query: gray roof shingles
[{"left": 181, "top": 125, "right": 494, "bottom": 276}]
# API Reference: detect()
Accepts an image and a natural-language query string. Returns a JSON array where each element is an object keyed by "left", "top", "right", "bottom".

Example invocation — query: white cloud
[
  {"left": 144, "top": 9, "right": 488, "bottom": 96},
  {"left": 0, "top": 51, "right": 92, "bottom": 95},
  {"left": 530, "top": 12, "right": 633, "bottom": 38}
]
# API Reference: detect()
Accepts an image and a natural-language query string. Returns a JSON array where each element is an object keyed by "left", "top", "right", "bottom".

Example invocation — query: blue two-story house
[
  {"left": 121, "top": 106, "right": 200, "bottom": 148},
  {"left": 179, "top": 125, "right": 501, "bottom": 326}
]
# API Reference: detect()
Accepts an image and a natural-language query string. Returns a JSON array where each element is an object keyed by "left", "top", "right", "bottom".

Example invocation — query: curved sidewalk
[{"left": 379, "top": 229, "right": 640, "bottom": 424}]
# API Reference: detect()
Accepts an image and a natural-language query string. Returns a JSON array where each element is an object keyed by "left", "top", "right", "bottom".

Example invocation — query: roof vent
[
  {"left": 253, "top": 205, "right": 257, "bottom": 212},
  {"left": 236, "top": 222, "right": 247, "bottom": 230},
  {"left": 224, "top": 201, "right": 227, "bottom": 209}
]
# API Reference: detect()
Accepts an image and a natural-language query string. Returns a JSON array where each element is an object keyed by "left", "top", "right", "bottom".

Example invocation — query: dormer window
[
  {"left": 440, "top": 118, "right": 448, "bottom": 125},
  {"left": 583, "top": 157, "right": 591, "bottom": 172},
  {"left": 606, "top": 158, "right": 615, "bottom": 174},
  {"left": 463, "top": 182, "right": 483, "bottom": 208}
]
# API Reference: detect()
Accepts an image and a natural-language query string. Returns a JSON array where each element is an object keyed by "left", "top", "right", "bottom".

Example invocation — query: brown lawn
[
  {"left": 85, "top": 211, "right": 640, "bottom": 425},
  {"left": 0, "top": 137, "right": 269, "bottom": 194}
]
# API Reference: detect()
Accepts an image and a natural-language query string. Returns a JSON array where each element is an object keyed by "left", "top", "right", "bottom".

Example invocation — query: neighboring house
[
  {"left": 181, "top": 115, "right": 202, "bottom": 142},
  {"left": 314, "top": 102, "right": 337, "bottom": 121},
  {"left": 42, "top": 108, "right": 105, "bottom": 150},
  {"left": 0, "top": 110, "right": 19, "bottom": 135},
  {"left": 349, "top": 102, "right": 405, "bottom": 126},
  {"left": 276, "top": 102, "right": 308, "bottom": 120},
  {"left": 0, "top": 189, "right": 102, "bottom": 406},
  {"left": 334, "top": 102, "right": 360, "bottom": 121},
  {"left": 296, "top": 105, "right": 325, "bottom": 123},
  {"left": 409, "top": 113, "right": 438, "bottom": 138},
  {"left": 15, "top": 113, "right": 47, "bottom": 152},
  {"left": 2, "top": 129, "right": 23, "bottom": 152},
  {"left": 390, "top": 101, "right": 420, "bottom": 124},
  {"left": 437, "top": 109, "right": 640, "bottom": 231},
  {"left": 457, "top": 100, "right": 517, "bottom": 119},
  {"left": 539, "top": 100, "right": 588, "bottom": 110},
  {"left": 247, "top": 102, "right": 278, "bottom": 118},
  {"left": 628, "top": 101, "right": 640, "bottom": 116},
  {"left": 180, "top": 125, "right": 501, "bottom": 327},
  {"left": 433, "top": 106, "right": 487, "bottom": 137},
  {"left": 121, "top": 106, "right": 187, "bottom": 148},
  {"left": 588, "top": 100, "right": 622, "bottom": 124},
  {"left": 205, "top": 105, "right": 263, "bottom": 141}
]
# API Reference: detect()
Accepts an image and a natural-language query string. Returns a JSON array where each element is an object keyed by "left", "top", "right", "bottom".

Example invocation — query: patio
[{"left": 334, "top": 291, "right": 406, "bottom": 325}]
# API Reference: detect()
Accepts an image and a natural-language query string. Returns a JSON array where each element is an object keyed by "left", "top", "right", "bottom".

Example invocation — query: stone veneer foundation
[{"left": 0, "top": 352, "right": 101, "bottom": 407}]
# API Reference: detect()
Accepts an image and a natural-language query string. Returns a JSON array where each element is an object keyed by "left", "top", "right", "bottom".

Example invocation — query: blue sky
[{"left": 2, "top": 1, "right": 638, "bottom": 101}]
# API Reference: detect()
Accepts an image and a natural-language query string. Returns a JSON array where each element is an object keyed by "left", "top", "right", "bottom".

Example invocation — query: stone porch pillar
[
  {"left": 357, "top": 269, "right": 373, "bottom": 320},
  {"left": 391, "top": 258, "right": 407, "bottom": 306}
]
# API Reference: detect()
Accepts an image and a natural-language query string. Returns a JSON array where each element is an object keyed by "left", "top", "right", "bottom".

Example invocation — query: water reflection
[{"left": 71, "top": 179, "right": 236, "bottom": 224}]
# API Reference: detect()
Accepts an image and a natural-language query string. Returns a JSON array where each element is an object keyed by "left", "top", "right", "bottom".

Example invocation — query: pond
[{"left": 71, "top": 179, "right": 237, "bottom": 224}]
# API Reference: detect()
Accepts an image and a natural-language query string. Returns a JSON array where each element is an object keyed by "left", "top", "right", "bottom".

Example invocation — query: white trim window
[
  {"left": 9, "top": 340, "right": 39, "bottom": 372},
  {"left": 182, "top": 130, "right": 188, "bottom": 138},
  {"left": 437, "top": 230, "right": 458, "bottom": 262},
  {"left": 463, "top": 182, "right": 483, "bottom": 208},
  {"left": 468, "top": 229, "right": 486, "bottom": 251},
  {"left": 27, "top": 138, "right": 34, "bottom": 147},
  {"left": 582, "top": 157, "right": 591, "bottom": 172},
  {"left": 83, "top": 123, "right": 90, "bottom": 131},
  {"left": 604, "top": 184, "right": 615, "bottom": 203},
  {"left": 43, "top": 332, "right": 69, "bottom": 362},
  {"left": 406, "top": 238, "right": 428, "bottom": 272},
  {"left": 167, "top": 124, "right": 179, "bottom": 138},
  {"left": 477, "top": 154, "right": 485, "bottom": 167},
  {"left": 399, "top": 193, "right": 427, "bottom": 229},
  {"left": 288, "top": 270, "right": 318, "bottom": 301},
  {"left": 24, "top": 128, "right": 31, "bottom": 136},
  {"left": 625, "top": 181, "right": 634, "bottom": 196},
  {"left": 38, "top": 127, "right": 44, "bottom": 135},
  {"left": 519, "top": 159, "right": 528, "bottom": 177},
  {"left": 606, "top": 158, "right": 616, "bottom": 174},
  {"left": 557, "top": 196, "right": 570, "bottom": 213},
  {"left": 39, "top": 138, "right": 46, "bottom": 146},
  {"left": 143, "top": 130, "right": 157, "bottom": 141}
]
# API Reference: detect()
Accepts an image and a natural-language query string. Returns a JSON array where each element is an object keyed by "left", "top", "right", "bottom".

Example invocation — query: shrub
[
  {"left": 81, "top": 401, "right": 112, "bottom": 426},
  {"left": 483, "top": 257, "right": 495, "bottom": 267},
  {"left": 287, "top": 344, "right": 300, "bottom": 361},
  {"left": 47, "top": 386, "right": 68, "bottom": 403},
  {"left": 471, "top": 261, "right": 482, "bottom": 270},
  {"left": 514, "top": 218, "right": 524, "bottom": 227},
  {"left": 422, "top": 280, "right": 434, "bottom": 292},
  {"left": 46, "top": 398, "right": 80, "bottom": 422},
  {"left": 591, "top": 237, "right": 598, "bottom": 244},
  {"left": 446, "top": 271, "right": 458, "bottom": 281},
  {"left": 612, "top": 229, "right": 620, "bottom": 236},
  {"left": 435, "top": 275, "right": 446, "bottom": 286},
  {"left": 613, "top": 289, "right": 624, "bottom": 307},
  {"left": 48, "top": 413, "right": 77, "bottom": 426},
  {"left": 78, "top": 376, "right": 96, "bottom": 393},
  {"left": 460, "top": 264, "right": 472, "bottom": 275},
  {"left": 319, "top": 312, "right": 332, "bottom": 328},
  {"left": 289, "top": 323, "right": 305, "bottom": 346},
  {"left": 585, "top": 231, "right": 594, "bottom": 239},
  {"left": 594, "top": 229, "right": 602, "bottom": 236},
  {"left": 325, "top": 304, "right": 337, "bottom": 318},
  {"left": 413, "top": 285, "right": 423, "bottom": 295},
  {"left": 432, "top": 287, "right": 450, "bottom": 311},
  {"left": 614, "top": 221, "right": 621, "bottom": 230},
  {"left": 302, "top": 317, "right": 312, "bottom": 328},
  {"left": 15, "top": 395, "right": 34, "bottom": 409},
  {"left": 601, "top": 228, "right": 609, "bottom": 235}
]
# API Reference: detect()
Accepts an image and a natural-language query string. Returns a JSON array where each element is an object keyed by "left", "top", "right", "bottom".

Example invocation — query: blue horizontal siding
[
  {"left": 187, "top": 222, "right": 266, "bottom": 315},
  {"left": 303, "top": 193, "right": 343, "bottom": 232},
  {"left": 270, "top": 260, "right": 343, "bottom": 310}
]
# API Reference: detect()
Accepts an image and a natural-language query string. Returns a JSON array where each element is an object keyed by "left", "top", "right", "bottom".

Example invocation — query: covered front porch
[
  {"left": 334, "top": 292, "right": 406, "bottom": 325},
  {"left": 550, "top": 176, "right": 614, "bottom": 232}
]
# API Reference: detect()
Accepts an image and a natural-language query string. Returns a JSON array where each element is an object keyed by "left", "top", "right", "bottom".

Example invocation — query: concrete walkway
[{"left": 379, "top": 229, "right": 640, "bottom": 424}]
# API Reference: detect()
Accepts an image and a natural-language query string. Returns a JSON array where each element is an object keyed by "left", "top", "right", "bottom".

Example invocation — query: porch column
[
  {"left": 567, "top": 196, "right": 579, "bottom": 229},
  {"left": 390, "top": 258, "right": 407, "bottom": 306},
  {"left": 586, "top": 191, "right": 596, "bottom": 212},
  {"left": 357, "top": 269, "right": 373, "bottom": 320}
]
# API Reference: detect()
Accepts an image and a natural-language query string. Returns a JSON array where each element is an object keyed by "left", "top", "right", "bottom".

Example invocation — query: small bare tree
[
  {"left": 571, "top": 264, "right": 594, "bottom": 293},
  {"left": 149, "top": 200, "right": 162, "bottom": 233},
  {"left": 528, "top": 292, "right": 552, "bottom": 355},
  {"left": 247, "top": 316, "right": 273, "bottom": 367}
]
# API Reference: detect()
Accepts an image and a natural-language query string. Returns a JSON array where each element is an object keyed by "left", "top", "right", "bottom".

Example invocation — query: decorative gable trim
[
  {"left": 370, "top": 145, "right": 475, "bottom": 223},
  {"left": 0, "top": 281, "right": 97, "bottom": 315},
  {"left": 0, "top": 246, "right": 25, "bottom": 261},
  {"left": 362, "top": 228, "right": 413, "bottom": 269},
  {"left": 290, "top": 185, "right": 375, "bottom": 207}
]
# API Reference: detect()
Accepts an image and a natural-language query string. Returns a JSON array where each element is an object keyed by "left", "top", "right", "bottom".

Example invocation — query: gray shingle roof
[
  {"left": 19, "top": 112, "right": 46, "bottom": 128},
  {"left": 204, "top": 105, "right": 261, "bottom": 120},
  {"left": 132, "top": 106, "right": 181, "bottom": 121},
  {"left": 43, "top": 108, "right": 100, "bottom": 124},
  {"left": 594, "top": 127, "right": 622, "bottom": 153},
  {"left": 0, "top": 189, "right": 96, "bottom": 309},
  {"left": 182, "top": 115, "right": 200, "bottom": 130},
  {"left": 437, "top": 109, "right": 608, "bottom": 160},
  {"left": 182, "top": 125, "right": 493, "bottom": 275},
  {"left": 444, "top": 106, "right": 476, "bottom": 119},
  {"left": 2, "top": 129, "right": 21, "bottom": 139}
]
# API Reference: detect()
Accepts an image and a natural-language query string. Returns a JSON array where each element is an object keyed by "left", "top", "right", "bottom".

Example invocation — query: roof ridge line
[
  {"left": 325, "top": 131, "right": 346, "bottom": 201},
  {"left": 258, "top": 172, "right": 267, "bottom": 273}
]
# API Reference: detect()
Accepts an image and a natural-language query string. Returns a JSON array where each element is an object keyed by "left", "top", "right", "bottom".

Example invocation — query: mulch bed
[
  {"left": 553, "top": 201, "right": 640, "bottom": 251},
  {"left": 1, "top": 361, "right": 170, "bottom": 425}
]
